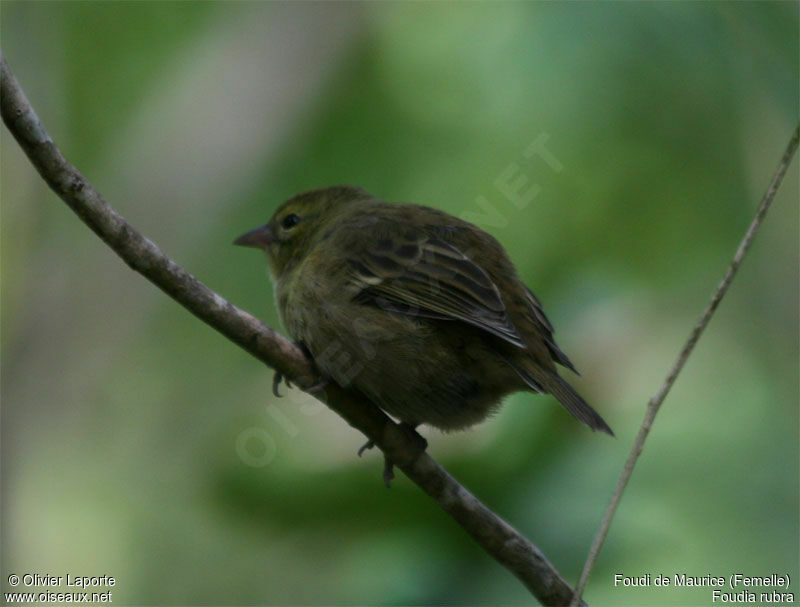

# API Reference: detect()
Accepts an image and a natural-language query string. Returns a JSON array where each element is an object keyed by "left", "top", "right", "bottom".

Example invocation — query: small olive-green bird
[{"left": 235, "top": 186, "right": 613, "bottom": 437}]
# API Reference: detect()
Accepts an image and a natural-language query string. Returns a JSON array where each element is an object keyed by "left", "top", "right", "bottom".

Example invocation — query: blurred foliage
[{"left": 1, "top": 2, "right": 797, "bottom": 606}]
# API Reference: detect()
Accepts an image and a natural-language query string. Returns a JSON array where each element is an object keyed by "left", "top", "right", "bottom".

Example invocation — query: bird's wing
[
  {"left": 522, "top": 286, "right": 579, "bottom": 373},
  {"left": 347, "top": 231, "right": 525, "bottom": 348}
]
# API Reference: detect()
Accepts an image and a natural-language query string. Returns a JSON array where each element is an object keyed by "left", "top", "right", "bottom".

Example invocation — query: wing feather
[
  {"left": 523, "top": 286, "right": 578, "bottom": 373},
  {"left": 349, "top": 234, "right": 524, "bottom": 347}
]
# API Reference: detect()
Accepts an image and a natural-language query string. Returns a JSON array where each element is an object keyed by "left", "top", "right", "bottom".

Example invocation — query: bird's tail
[{"left": 512, "top": 363, "right": 614, "bottom": 435}]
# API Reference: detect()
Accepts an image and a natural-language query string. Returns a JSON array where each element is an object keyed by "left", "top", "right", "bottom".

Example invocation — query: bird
[{"left": 235, "top": 185, "right": 613, "bottom": 466}]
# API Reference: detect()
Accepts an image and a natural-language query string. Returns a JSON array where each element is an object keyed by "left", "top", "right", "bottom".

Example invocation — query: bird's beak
[{"left": 234, "top": 224, "right": 273, "bottom": 249}]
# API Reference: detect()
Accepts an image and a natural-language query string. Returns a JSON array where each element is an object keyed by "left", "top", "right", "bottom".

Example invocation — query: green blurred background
[{"left": 1, "top": 2, "right": 798, "bottom": 605}]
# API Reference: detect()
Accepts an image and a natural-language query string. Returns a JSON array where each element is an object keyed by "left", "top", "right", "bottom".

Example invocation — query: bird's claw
[
  {"left": 305, "top": 378, "right": 329, "bottom": 393},
  {"left": 359, "top": 422, "right": 427, "bottom": 488},
  {"left": 357, "top": 440, "right": 375, "bottom": 457},
  {"left": 273, "top": 370, "right": 327, "bottom": 398},
  {"left": 382, "top": 456, "right": 395, "bottom": 488},
  {"left": 272, "top": 371, "right": 292, "bottom": 397}
]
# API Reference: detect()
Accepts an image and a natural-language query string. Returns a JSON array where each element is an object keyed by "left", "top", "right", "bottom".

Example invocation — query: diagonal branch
[
  {"left": 570, "top": 124, "right": 800, "bottom": 606},
  {"left": 1, "top": 53, "right": 584, "bottom": 606}
]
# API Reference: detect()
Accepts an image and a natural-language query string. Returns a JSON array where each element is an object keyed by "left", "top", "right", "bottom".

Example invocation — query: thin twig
[
  {"left": 569, "top": 124, "right": 800, "bottom": 606},
  {"left": 1, "top": 53, "right": 586, "bottom": 606}
]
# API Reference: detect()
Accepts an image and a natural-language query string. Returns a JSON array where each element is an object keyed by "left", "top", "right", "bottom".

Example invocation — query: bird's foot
[
  {"left": 304, "top": 378, "right": 329, "bottom": 393},
  {"left": 272, "top": 371, "right": 292, "bottom": 397},
  {"left": 272, "top": 368, "right": 326, "bottom": 398},
  {"left": 360, "top": 422, "right": 427, "bottom": 488},
  {"left": 357, "top": 439, "right": 375, "bottom": 457},
  {"left": 382, "top": 455, "right": 395, "bottom": 487},
  {"left": 398, "top": 421, "right": 427, "bottom": 454}
]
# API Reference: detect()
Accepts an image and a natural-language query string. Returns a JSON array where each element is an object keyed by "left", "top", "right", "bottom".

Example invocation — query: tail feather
[
  {"left": 512, "top": 362, "right": 614, "bottom": 435},
  {"left": 542, "top": 374, "right": 614, "bottom": 435}
]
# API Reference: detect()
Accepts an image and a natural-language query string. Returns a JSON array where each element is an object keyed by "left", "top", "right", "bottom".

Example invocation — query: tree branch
[
  {"left": 1, "top": 53, "right": 584, "bottom": 606},
  {"left": 569, "top": 124, "right": 800, "bottom": 606}
]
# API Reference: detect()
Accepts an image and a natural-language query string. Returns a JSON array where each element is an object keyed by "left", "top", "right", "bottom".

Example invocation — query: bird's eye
[{"left": 281, "top": 213, "right": 301, "bottom": 230}]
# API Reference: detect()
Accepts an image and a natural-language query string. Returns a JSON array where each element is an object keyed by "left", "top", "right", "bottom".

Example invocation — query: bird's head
[{"left": 234, "top": 185, "right": 371, "bottom": 277}]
